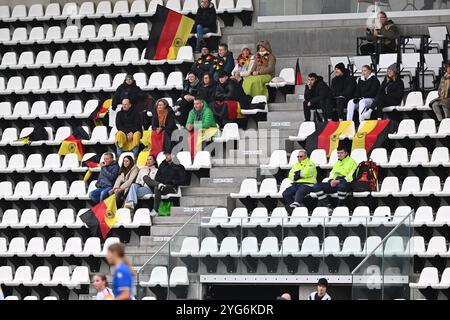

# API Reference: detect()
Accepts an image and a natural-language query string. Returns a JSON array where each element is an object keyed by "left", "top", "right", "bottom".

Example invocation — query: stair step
[
  {"left": 210, "top": 166, "right": 258, "bottom": 178},
  {"left": 181, "top": 186, "right": 238, "bottom": 196},
  {"left": 180, "top": 195, "right": 231, "bottom": 207},
  {"left": 258, "top": 120, "right": 301, "bottom": 133},
  {"left": 152, "top": 216, "right": 192, "bottom": 225},
  {"left": 171, "top": 206, "right": 216, "bottom": 216},
  {"left": 267, "top": 111, "right": 304, "bottom": 122},
  {"left": 199, "top": 177, "right": 246, "bottom": 188}
]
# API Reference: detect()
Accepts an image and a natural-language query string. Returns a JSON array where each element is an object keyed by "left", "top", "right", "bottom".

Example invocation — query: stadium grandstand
[{"left": 0, "top": 0, "right": 450, "bottom": 302}]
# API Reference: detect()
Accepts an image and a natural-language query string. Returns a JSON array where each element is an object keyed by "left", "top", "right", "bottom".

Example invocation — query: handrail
[
  {"left": 351, "top": 209, "right": 414, "bottom": 275},
  {"left": 136, "top": 210, "right": 201, "bottom": 275}
]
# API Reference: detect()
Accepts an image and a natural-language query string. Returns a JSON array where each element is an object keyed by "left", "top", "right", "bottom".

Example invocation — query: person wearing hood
[
  {"left": 347, "top": 65, "right": 380, "bottom": 123},
  {"left": 194, "top": 0, "right": 217, "bottom": 52},
  {"left": 175, "top": 71, "right": 201, "bottom": 126},
  {"left": 115, "top": 98, "right": 142, "bottom": 158},
  {"left": 243, "top": 40, "right": 276, "bottom": 100},
  {"left": 213, "top": 43, "right": 235, "bottom": 80},
  {"left": 198, "top": 72, "right": 217, "bottom": 104},
  {"left": 112, "top": 74, "right": 145, "bottom": 110},
  {"left": 192, "top": 46, "right": 215, "bottom": 78},
  {"left": 360, "top": 11, "right": 400, "bottom": 55},
  {"left": 431, "top": 62, "right": 450, "bottom": 121},
  {"left": 330, "top": 63, "right": 356, "bottom": 121},
  {"left": 303, "top": 73, "right": 333, "bottom": 122},
  {"left": 231, "top": 47, "right": 255, "bottom": 82},
  {"left": 370, "top": 63, "right": 404, "bottom": 119}
]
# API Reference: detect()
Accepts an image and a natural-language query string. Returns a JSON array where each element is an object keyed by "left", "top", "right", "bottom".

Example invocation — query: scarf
[
  {"left": 256, "top": 51, "right": 269, "bottom": 65},
  {"left": 237, "top": 53, "right": 251, "bottom": 67},
  {"left": 439, "top": 74, "right": 450, "bottom": 99},
  {"left": 157, "top": 107, "right": 168, "bottom": 128},
  {"left": 190, "top": 78, "right": 200, "bottom": 88}
]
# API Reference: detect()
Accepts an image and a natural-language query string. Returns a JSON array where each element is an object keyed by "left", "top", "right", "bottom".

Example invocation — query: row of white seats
[
  {"left": 0, "top": 23, "right": 149, "bottom": 46},
  {"left": 0, "top": 47, "right": 194, "bottom": 71},
  {"left": 0, "top": 208, "right": 152, "bottom": 229},
  {"left": 389, "top": 118, "right": 450, "bottom": 139},
  {"left": 0, "top": 71, "right": 184, "bottom": 95},
  {"left": 0, "top": 237, "right": 120, "bottom": 258},
  {"left": 140, "top": 266, "right": 189, "bottom": 288},
  {"left": 262, "top": 147, "right": 450, "bottom": 171},
  {"left": 201, "top": 206, "right": 450, "bottom": 228},
  {"left": 411, "top": 267, "right": 450, "bottom": 289},
  {"left": 0, "top": 265, "right": 89, "bottom": 288},
  {"left": 1, "top": 296, "right": 58, "bottom": 300},
  {"left": 0, "top": 0, "right": 253, "bottom": 22},
  {"left": 383, "top": 91, "right": 438, "bottom": 112}
]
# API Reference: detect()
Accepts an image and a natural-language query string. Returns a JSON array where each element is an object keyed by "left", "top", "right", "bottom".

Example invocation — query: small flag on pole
[{"left": 295, "top": 58, "right": 303, "bottom": 85}]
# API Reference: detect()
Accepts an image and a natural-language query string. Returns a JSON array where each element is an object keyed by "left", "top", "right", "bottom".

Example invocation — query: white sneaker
[
  {"left": 289, "top": 202, "right": 301, "bottom": 208},
  {"left": 150, "top": 209, "right": 158, "bottom": 217},
  {"left": 158, "top": 183, "right": 166, "bottom": 191},
  {"left": 124, "top": 202, "right": 134, "bottom": 210}
]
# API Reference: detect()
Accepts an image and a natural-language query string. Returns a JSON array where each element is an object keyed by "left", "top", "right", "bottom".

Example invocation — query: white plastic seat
[
  {"left": 0, "top": 52, "right": 17, "bottom": 70},
  {"left": 34, "top": 209, "right": 57, "bottom": 229},
  {"left": 289, "top": 121, "right": 316, "bottom": 141},
  {"left": 192, "top": 151, "right": 212, "bottom": 169},
  {"left": 5, "top": 266, "right": 32, "bottom": 286},
  {"left": 5, "top": 5, "right": 26, "bottom": 22},
  {"left": 147, "top": 72, "right": 166, "bottom": 90},
  {"left": 230, "top": 178, "right": 258, "bottom": 198},
  {"left": 76, "top": 99, "right": 99, "bottom": 119},
  {"left": 14, "top": 51, "right": 35, "bottom": 70},
  {"left": 99, "top": 48, "right": 122, "bottom": 67},
  {"left": 74, "top": 25, "right": 96, "bottom": 43},
  {"left": 392, "top": 176, "right": 420, "bottom": 197},
  {"left": 357, "top": 236, "right": 382, "bottom": 257},
  {"left": 71, "top": 74, "right": 94, "bottom": 93},
  {"left": 168, "top": 46, "right": 194, "bottom": 64},
  {"left": 316, "top": 236, "right": 341, "bottom": 257},
  {"left": 284, "top": 207, "right": 309, "bottom": 227},
  {"left": 125, "top": 0, "right": 147, "bottom": 17},
  {"left": 94, "top": 24, "right": 114, "bottom": 42},
  {"left": 0, "top": 127, "right": 18, "bottom": 146},
  {"left": 303, "top": 207, "right": 329, "bottom": 227},
  {"left": 294, "top": 236, "right": 320, "bottom": 257},
  {"left": 388, "top": 119, "right": 416, "bottom": 139},
  {"left": 21, "top": 238, "right": 45, "bottom": 258},
  {"left": 384, "top": 206, "right": 413, "bottom": 227},
  {"left": 140, "top": 266, "right": 168, "bottom": 287},
  {"left": 52, "top": 209, "right": 75, "bottom": 228},
  {"left": 260, "top": 208, "right": 289, "bottom": 228},
  {"left": 34, "top": 75, "right": 58, "bottom": 94},
  {"left": 130, "top": 208, "right": 152, "bottom": 227},
  {"left": 5, "top": 27, "right": 27, "bottom": 45},
  {"left": 410, "top": 267, "right": 439, "bottom": 289},
  {"left": 414, "top": 176, "right": 441, "bottom": 197},
  {"left": 131, "top": 22, "right": 150, "bottom": 41},
  {"left": 192, "top": 237, "right": 218, "bottom": 257},
  {"left": 435, "top": 177, "right": 450, "bottom": 197},
  {"left": 161, "top": 72, "right": 183, "bottom": 90},
  {"left": 45, "top": 266, "right": 70, "bottom": 286},
  {"left": 92, "top": 1, "right": 112, "bottom": 18},
  {"left": 78, "top": 237, "right": 102, "bottom": 257},
  {"left": 43, "top": 296, "right": 58, "bottom": 300},
  {"left": 372, "top": 177, "right": 399, "bottom": 197},
  {"left": 171, "top": 237, "right": 199, "bottom": 257},
  {"left": 117, "top": 48, "right": 140, "bottom": 66},
  {"left": 23, "top": 181, "right": 49, "bottom": 201},
  {"left": 74, "top": 2, "right": 94, "bottom": 19},
  {"left": 96, "top": 237, "right": 120, "bottom": 257},
  {"left": 24, "top": 27, "right": 44, "bottom": 45},
  {"left": 40, "top": 3, "right": 62, "bottom": 20},
  {"left": 83, "top": 126, "right": 108, "bottom": 145},
  {"left": 201, "top": 208, "right": 229, "bottom": 228},
  {"left": 394, "top": 91, "right": 423, "bottom": 111},
  {"left": 432, "top": 268, "right": 450, "bottom": 289},
  {"left": 91, "top": 73, "right": 112, "bottom": 92},
  {"left": 428, "top": 206, "right": 450, "bottom": 227},
  {"left": 0, "top": 102, "right": 12, "bottom": 118},
  {"left": 2, "top": 237, "right": 25, "bottom": 257},
  {"left": 368, "top": 206, "right": 391, "bottom": 226},
  {"left": 260, "top": 150, "right": 288, "bottom": 170},
  {"left": 411, "top": 206, "right": 433, "bottom": 227},
  {"left": 41, "top": 180, "right": 68, "bottom": 200},
  {"left": 409, "top": 119, "right": 436, "bottom": 139},
  {"left": 215, "top": 123, "right": 239, "bottom": 142},
  {"left": 33, "top": 51, "right": 51, "bottom": 69},
  {"left": 42, "top": 26, "right": 62, "bottom": 44},
  {"left": 419, "top": 236, "right": 448, "bottom": 258},
  {"left": 58, "top": 237, "right": 83, "bottom": 257},
  {"left": 16, "top": 209, "right": 38, "bottom": 228},
  {"left": 370, "top": 148, "right": 388, "bottom": 167},
  {"left": 253, "top": 237, "right": 279, "bottom": 257},
  {"left": 328, "top": 207, "right": 350, "bottom": 227},
  {"left": 56, "top": 25, "right": 79, "bottom": 44},
  {"left": 7, "top": 181, "right": 31, "bottom": 201},
  {"left": 47, "top": 126, "right": 70, "bottom": 145},
  {"left": 430, "top": 118, "right": 450, "bottom": 139},
  {"left": 221, "top": 208, "right": 248, "bottom": 228},
  {"left": 0, "top": 266, "right": 13, "bottom": 284},
  {"left": 335, "top": 236, "right": 362, "bottom": 257},
  {"left": 350, "top": 149, "right": 367, "bottom": 164},
  {"left": 64, "top": 266, "right": 90, "bottom": 288},
  {"left": 417, "top": 90, "right": 438, "bottom": 111},
  {"left": 425, "top": 147, "right": 450, "bottom": 167},
  {"left": 114, "top": 23, "right": 131, "bottom": 41},
  {"left": 401, "top": 236, "right": 426, "bottom": 257},
  {"left": 61, "top": 3, "right": 79, "bottom": 20},
  {"left": 168, "top": 267, "right": 189, "bottom": 287},
  {"left": 4, "top": 154, "right": 25, "bottom": 173},
  {"left": 80, "top": 49, "right": 104, "bottom": 67},
  {"left": 24, "top": 4, "right": 44, "bottom": 21},
  {"left": 381, "top": 236, "right": 405, "bottom": 257},
  {"left": 252, "top": 178, "right": 278, "bottom": 199},
  {"left": 0, "top": 209, "right": 19, "bottom": 228}
]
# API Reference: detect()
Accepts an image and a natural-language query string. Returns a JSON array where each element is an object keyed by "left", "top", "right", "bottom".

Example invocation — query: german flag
[
  {"left": 144, "top": 5, "right": 195, "bottom": 60},
  {"left": 306, "top": 121, "right": 354, "bottom": 157},
  {"left": 352, "top": 120, "right": 393, "bottom": 153},
  {"left": 295, "top": 58, "right": 303, "bottom": 86},
  {"left": 80, "top": 194, "right": 118, "bottom": 239},
  {"left": 189, "top": 128, "right": 219, "bottom": 160},
  {"left": 58, "top": 134, "right": 84, "bottom": 160}
]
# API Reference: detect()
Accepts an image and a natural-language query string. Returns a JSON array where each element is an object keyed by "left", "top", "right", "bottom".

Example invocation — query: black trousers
[
  {"left": 333, "top": 97, "right": 349, "bottom": 121},
  {"left": 143, "top": 176, "right": 177, "bottom": 212},
  {"left": 360, "top": 42, "right": 396, "bottom": 55},
  {"left": 176, "top": 99, "right": 194, "bottom": 126},
  {"left": 303, "top": 98, "right": 333, "bottom": 122}
]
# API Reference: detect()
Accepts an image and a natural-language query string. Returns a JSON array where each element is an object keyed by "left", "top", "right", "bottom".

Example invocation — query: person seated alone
[
  {"left": 175, "top": 72, "right": 201, "bottom": 126},
  {"left": 346, "top": 64, "right": 380, "bottom": 124},
  {"left": 231, "top": 47, "right": 255, "bottom": 83},
  {"left": 303, "top": 73, "right": 333, "bottom": 122},
  {"left": 111, "top": 74, "right": 144, "bottom": 111},
  {"left": 89, "top": 152, "right": 120, "bottom": 204},
  {"left": 282, "top": 150, "right": 317, "bottom": 212},
  {"left": 198, "top": 72, "right": 217, "bottom": 105},
  {"left": 313, "top": 146, "right": 357, "bottom": 210},
  {"left": 112, "top": 155, "right": 139, "bottom": 206},
  {"left": 192, "top": 46, "right": 215, "bottom": 79},
  {"left": 360, "top": 11, "right": 400, "bottom": 55},
  {"left": 124, "top": 155, "right": 158, "bottom": 212},
  {"left": 309, "top": 278, "right": 332, "bottom": 300},
  {"left": 115, "top": 98, "right": 142, "bottom": 158},
  {"left": 213, "top": 43, "right": 235, "bottom": 80},
  {"left": 330, "top": 63, "right": 356, "bottom": 121},
  {"left": 243, "top": 40, "right": 276, "bottom": 100},
  {"left": 143, "top": 151, "right": 185, "bottom": 215},
  {"left": 431, "top": 62, "right": 450, "bottom": 121},
  {"left": 194, "top": 0, "right": 217, "bottom": 52}
]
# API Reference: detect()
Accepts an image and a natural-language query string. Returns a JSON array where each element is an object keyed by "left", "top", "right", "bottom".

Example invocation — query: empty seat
[
  {"left": 392, "top": 176, "right": 420, "bottom": 197},
  {"left": 230, "top": 179, "right": 258, "bottom": 198},
  {"left": 410, "top": 267, "right": 439, "bottom": 289},
  {"left": 45, "top": 266, "right": 70, "bottom": 286},
  {"left": 131, "top": 22, "right": 150, "bottom": 41},
  {"left": 389, "top": 119, "right": 416, "bottom": 139},
  {"left": 425, "top": 147, "right": 450, "bottom": 167},
  {"left": 4, "top": 266, "right": 32, "bottom": 286},
  {"left": 372, "top": 177, "right": 399, "bottom": 197},
  {"left": 260, "top": 150, "right": 288, "bottom": 170},
  {"left": 140, "top": 266, "right": 168, "bottom": 287},
  {"left": 410, "top": 119, "right": 436, "bottom": 139}
]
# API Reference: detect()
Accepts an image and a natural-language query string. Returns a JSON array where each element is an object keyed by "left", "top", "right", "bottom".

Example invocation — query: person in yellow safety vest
[
  {"left": 313, "top": 146, "right": 357, "bottom": 210},
  {"left": 282, "top": 150, "right": 317, "bottom": 211}
]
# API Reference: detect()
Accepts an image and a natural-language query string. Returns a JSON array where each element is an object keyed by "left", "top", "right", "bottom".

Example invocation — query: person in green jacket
[
  {"left": 282, "top": 150, "right": 317, "bottom": 211},
  {"left": 313, "top": 146, "right": 357, "bottom": 209},
  {"left": 186, "top": 98, "right": 217, "bottom": 131}
]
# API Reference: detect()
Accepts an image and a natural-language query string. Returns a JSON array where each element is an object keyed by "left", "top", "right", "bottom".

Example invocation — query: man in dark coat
[
  {"left": 115, "top": 99, "right": 142, "bottom": 157},
  {"left": 192, "top": 47, "right": 215, "bottom": 79},
  {"left": 303, "top": 73, "right": 333, "bottom": 122},
  {"left": 112, "top": 74, "right": 145, "bottom": 110},
  {"left": 175, "top": 71, "right": 201, "bottom": 126},
  {"left": 198, "top": 72, "right": 217, "bottom": 105},
  {"left": 330, "top": 63, "right": 356, "bottom": 121},
  {"left": 89, "top": 152, "right": 119, "bottom": 204},
  {"left": 213, "top": 43, "right": 235, "bottom": 80},
  {"left": 194, "top": 0, "right": 217, "bottom": 51}
]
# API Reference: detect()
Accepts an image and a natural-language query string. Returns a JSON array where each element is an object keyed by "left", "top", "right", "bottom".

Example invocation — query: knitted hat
[
  {"left": 318, "top": 278, "right": 328, "bottom": 287},
  {"left": 387, "top": 63, "right": 398, "bottom": 73},
  {"left": 335, "top": 62, "right": 346, "bottom": 74}
]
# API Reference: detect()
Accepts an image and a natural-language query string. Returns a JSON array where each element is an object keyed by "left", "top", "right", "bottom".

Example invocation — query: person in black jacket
[
  {"left": 175, "top": 71, "right": 201, "bottom": 126},
  {"left": 111, "top": 74, "right": 145, "bottom": 110},
  {"left": 115, "top": 99, "right": 142, "bottom": 158},
  {"left": 195, "top": 0, "right": 217, "bottom": 52},
  {"left": 370, "top": 64, "right": 404, "bottom": 119},
  {"left": 151, "top": 98, "right": 177, "bottom": 156},
  {"left": 347, "top": 65, "right": 380, "bottom": 123},
  {"left": 330, "top": 63, "right": 356, "bottom": 121},
  {"left": 303, "top": 73, "right": 333, "bottom": 122},
  {"left": 143, "top": 152, "right": 186, "bottom": 215},
  {"left": 192, "top": 47, "right": 215, "bottom": 79},
  {"left": 198, "top": 72, "right": 216, "bottom": 105}
]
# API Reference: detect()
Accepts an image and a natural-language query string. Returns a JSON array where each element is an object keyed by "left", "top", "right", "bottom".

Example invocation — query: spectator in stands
[
  {"left": 282, "top": 150, "right": 317, "bottom": 212},
  {"left": 93, "top": 273, "right": 114, "bottom": 300},
  {"left": 277, "top": 293, "right": 292, "bottom": 300},
  {"left": 198, "top": 72, "right": 217, "bottom": 104},
  {"left": 243, "top": 40, "right": 276, "bottom": 100},
  {"left": 303, "top": 73, "right": 333, "bottom": 122},
  {"left": 330, "top": 63, "right": 356, "bottom": 121},
  {"left": 213, "top": 43, "right": 235, "bottom": 80},
  {"left": 125, "top": 155, "right": 158, "bottom": 212},
  {"left": 175, "top": 72, "right": 201, "bottom": 126},
  {"left": 346, "top": 65, "right": 380, "bottom": 123},
  {"left": 232, "top": 47, "right": 255, "bottom": 82},
  {"left": 192, "top": 46, "right": 215, "bottom": 78},
  {"left": 431, "top": 62, "right": 450, "bottom": 121},
  {"left": 313, "top": 146, "right": 357, "bottom": 210},
  {"left": 112, "top": 156, "right": 139, "bottom": 205},
  {"left": 370, "top": 64, "right": 404, "bottom": 119},
  {"left": 309, "top": 278, "right": 332, "bottom": 300},
  {"left": 106, "top": 243, "right": 134, "bottom": 300},
  {"left": 111, "top": 74, "right": 144, "bottom": 111},
  {"left": 89, "top": 152, "right": 120, "bottom": 204},
  {"left": 194, "top": 0, "right": 217, "bottom": 52},
  {"left": 360, "top": 11, "right": 400, "bottom": 55},
  {"left": 186, "top": 97, "right": 217, "bottom": 131},
  {"left": 152, "top": 98, "right": 177, "bottom": 154},
  {"left": 143, "top": 152, "right": 186, "bottom": 215},
  {"left": 115, "top": 98, "right": 142, "bottom": 158}
]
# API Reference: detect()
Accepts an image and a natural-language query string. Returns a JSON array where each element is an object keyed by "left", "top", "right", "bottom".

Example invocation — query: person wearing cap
[
  {"left": 282, "top": 150, "right": 317, "bottom": 212},
  {"left": 115, "top": 98, "right": 143, "bottom": 158},
  {"left": 175, "top": 71, "right": 201, "bottom": 126},
  {"left": 194, "top": 0, "right": 217, "bottom": 52},
  {"left": 309, "top": 278, "right": 332, "bottom": 300},
  {"left": 369, "top": 63, "right": 404, "bottom": 119},
  {"left": 111, "top": 74, "right": 145, "bottom": 111},
  {"left": 213, "top": 43, "right": 235, "bottom": 80},
  {"left": 330, "top": 63, "right": 356, "bottom": 121},
  {"left": 243, "top": 40, "right": 276, "bottom": 100},
  {"left": 360, "top": 11, "right": 400, "bottom": 55},
  {"left": 192, "top": 47, "right": 215, "bottom": 79},
  {"left": 430, "top": 62, "right": 450, "bottom": 121},
  {"left": 231, "top": 47, "right": 255, "bottom": 82}
]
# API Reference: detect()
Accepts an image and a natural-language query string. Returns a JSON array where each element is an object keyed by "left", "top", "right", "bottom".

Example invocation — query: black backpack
[{"left": 352, "top": 160, "right": 379, "bottom": 192}]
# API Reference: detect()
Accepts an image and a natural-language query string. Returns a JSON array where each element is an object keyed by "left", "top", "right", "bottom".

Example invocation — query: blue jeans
[
  {"left": 117, "top": 146, "right": 139, "bottom": 159},
  {"left": 89, "top": 187, "right": 112, "bottom": 204},
  {"left": 125, "top": 183, "right": 153, "bottom": 205},
  {"left": 196, "top": 25, "right": 210, "bottom": 50},
  {"left": 313, "top": 180, "right": 352, "bottom": 207},
  {"left": 282, "top": 183, "right": 314, "bottom": 206}
]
